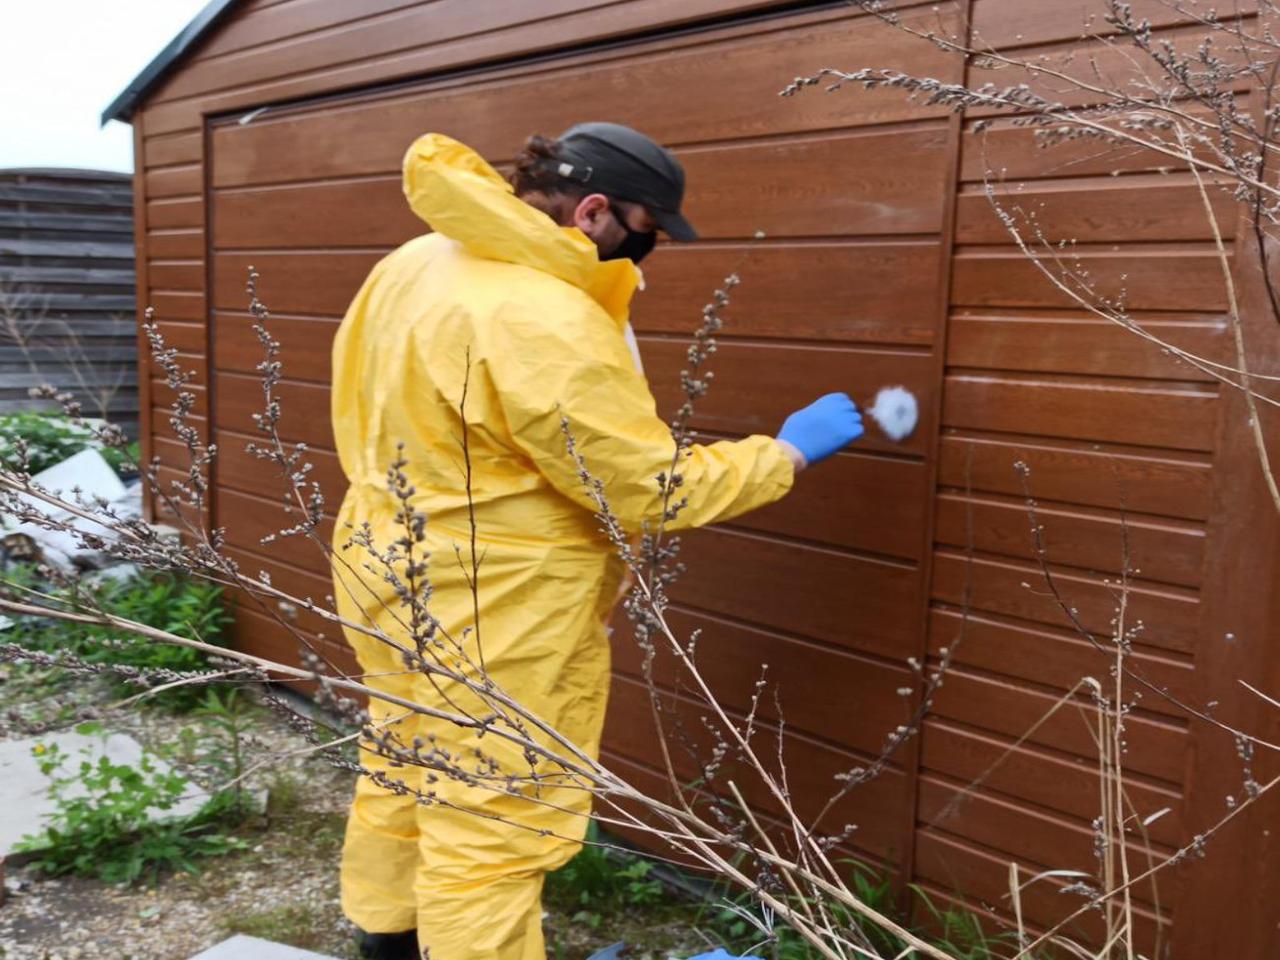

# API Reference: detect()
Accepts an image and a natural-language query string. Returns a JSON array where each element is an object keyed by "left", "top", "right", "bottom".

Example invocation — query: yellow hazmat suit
[{"left": 330, "top": 133, "right": 794, "bottom": 960}]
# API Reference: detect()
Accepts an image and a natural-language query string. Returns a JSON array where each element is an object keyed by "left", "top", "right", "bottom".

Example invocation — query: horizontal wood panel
[
  {"left": 920, "top": 719, "right": 1183, "bottom": 848},
  {"left": 951, "top": 247, "right": 1228, "bottom": 312},
  {"left": 213, "top": 251, "right": 380, "bottom": 314},
  {"left": 955, "top": 173, "right": 1237, "bottom": 244},
  {"left": 151, "top": 407, "right": 208, "bottom": 446},
  {"left": 212, "top": 177, "right": 416, "bottom": 249},
  {"left": 637, "top": 242, "right": 940, "bottom": 345},
  {"left": 928, "top": 607, "right": 1195, "bottom": 719},
  {"left": 152, "top": 376, "right": 207, "bottom": 419},
  {"left": 148, "top": 290, "right": 207, "bottom": 323},
  {"left": 931, "top": 666, "right": 1189, "bottom": 784},
  {"left": 229, "top": 604, "right": 359, "bottom": 682},
  {"left": 216, "top": 427, "right": 347, "bottom": 508},
  {"left": 604, "top": 674, "right": 906, "bottom": 860},
  {"left": 968, "top": 0, "right": 1243, "bottom": 49},
  {"left": 931, "top": 550, "right": 1200, "bottom": 654},
  {"left": 917, "top": 776, "right": 1176, "bottom": 909},
  {"left": 209, "top": 8, "right": 960, "bottom": 189},
  {"left": 214, "top": 372, "right": 334, "bottom": 449},
  {"left": 674, "top": 527, "right": 920, "bottom": 660},
  {"left": 218, "top": 485, "right": 335, "bottom": 572},
  {"left": 913, "top": 829, "right": 1169, "bottom": 947},
  {"left": 147, "top": 229, "right": 205, "bottom": 259},
  {"left": 933, "top": 491, "right": 1205, "bottom": 588},
  {"left": 965, "top": 20, "right": 1254, "bottom": 119},
  {"left": 942, "top": 372, "right": 1218, "bottom": 452},
  {"left": 946, "top": 312, "right": 1228, "bottom": 381},
  {"left": 145, "top": 165, "right": 203, "bottom": 199},
  {"left": 143, "top": 132, "right": 202, "bottom": 169},
  {"left": 644, "top": 338, "right": 935, "bottom": 456},
  {"left": 212, "top": 127, "right": 949, "bottom": 249},
  {"left": 192, "top": 0, "right": 425, "bottom": 62},
  {"left": 146, "top": 197, "right": 205, "bottom": 230},
  {"left": 212, "top": 311, "right": 336, "bottom": 385},
  {"left": 678, "top": 127, "right": 950, "bottom": 238},
  {"left": 148, "top": 260, "right": 204, "bottom": 290},
  {"left": 742, "top": 449, "right": 928, "bottom": 559},
  {"left": 157, "top": 0, "right": 627, "bottom": 103},
  {"left": 612, "top": 606, "right": 911, "bottom": 758},
  {"left": 213, "top": 242, "right": 942, "bottom": 348},
  {"left": 148, "top": 320, "right": 205, "bottom": 355},
  {"left": 140, "top": 0, "right": 835, "bottom": 135},
  {"left": 937, "top": 432, "right": 1213, "bottom": 521}
]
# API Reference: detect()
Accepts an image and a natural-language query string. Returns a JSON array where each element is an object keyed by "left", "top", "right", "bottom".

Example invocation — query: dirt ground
[{"left": 0, "top": 666, "right": 710, "bottom": 960}]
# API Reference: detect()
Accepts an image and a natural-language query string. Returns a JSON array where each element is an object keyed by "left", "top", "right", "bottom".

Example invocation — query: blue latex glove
[
  {"left": 776, "top": 392, "right": 864, "bottom": 466},
  {"left": 687, "top": 950, "right": 765, "bottom": 960}
]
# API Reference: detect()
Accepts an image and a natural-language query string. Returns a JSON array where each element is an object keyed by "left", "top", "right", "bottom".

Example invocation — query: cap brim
[{"left": 654, "top": 208, "right": 698, "bottom": 242}]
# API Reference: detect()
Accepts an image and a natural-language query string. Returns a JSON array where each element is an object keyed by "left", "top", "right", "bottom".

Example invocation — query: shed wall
[{"left": 126, "top": 1, "right": 1280, "bottom": 956}]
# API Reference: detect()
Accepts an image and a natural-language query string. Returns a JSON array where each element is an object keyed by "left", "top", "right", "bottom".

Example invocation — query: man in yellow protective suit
[{"left": 330, "top": 123, "right": 864, "bottom": 960}]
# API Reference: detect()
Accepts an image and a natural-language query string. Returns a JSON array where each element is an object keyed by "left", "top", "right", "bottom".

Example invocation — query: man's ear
[{"left": 570, "top": 193, "right": 612, "bottom": 235}]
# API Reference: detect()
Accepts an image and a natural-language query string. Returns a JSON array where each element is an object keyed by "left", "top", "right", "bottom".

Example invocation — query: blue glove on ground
[
  {"left": 776, "top": 392, "right": 864, "bottom": 466},
  {"left": 686, "top": 950, "right": 765, "bottom": 960}
]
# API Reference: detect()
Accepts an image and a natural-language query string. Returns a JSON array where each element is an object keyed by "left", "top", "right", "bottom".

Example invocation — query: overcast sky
[{"left": 1, "top": 0, "right": 210, "bottom": 173}]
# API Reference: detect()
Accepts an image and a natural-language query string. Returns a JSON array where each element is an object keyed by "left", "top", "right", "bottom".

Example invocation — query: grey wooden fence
[{"left": 0, "top": 168, "right": 138, "bottom": 436}]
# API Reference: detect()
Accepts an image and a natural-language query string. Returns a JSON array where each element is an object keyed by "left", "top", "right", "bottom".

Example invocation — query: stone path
[
  {"left": 0, "top": 729, "right": 209, "bottom": 856},
  {"left": 189, "top": 934, "right": 339, "bottom": 959}
]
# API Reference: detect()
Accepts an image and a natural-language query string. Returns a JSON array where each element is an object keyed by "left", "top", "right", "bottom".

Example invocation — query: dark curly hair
[{"left": 509, "top": 134, "right": 591, "bottom": 209}]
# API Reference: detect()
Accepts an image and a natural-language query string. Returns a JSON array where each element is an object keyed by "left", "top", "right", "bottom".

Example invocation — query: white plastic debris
[{"left": 867, "top": 386, "right": 919, "bottom": 442}]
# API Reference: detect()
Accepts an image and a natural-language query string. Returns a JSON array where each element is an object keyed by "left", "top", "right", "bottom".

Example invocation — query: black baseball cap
[{"left": 549, "top": 122, "right": 698, "bottom": 242}]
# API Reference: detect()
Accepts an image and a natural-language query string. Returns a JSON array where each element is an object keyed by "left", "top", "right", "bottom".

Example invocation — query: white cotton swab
[{"left": 866, "top": 386, "right": 919, "bottom": 442}]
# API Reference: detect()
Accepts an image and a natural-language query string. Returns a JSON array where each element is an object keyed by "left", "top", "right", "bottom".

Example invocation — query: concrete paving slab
[
  {"left": 0, "top": 729, "right": 209, "bottom": 856},
  {"left": 188, "top": 934, "right": 340, "bottom": 959}
]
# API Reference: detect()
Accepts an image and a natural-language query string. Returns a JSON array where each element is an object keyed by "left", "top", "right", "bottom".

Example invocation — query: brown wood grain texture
[
  {"left": 146, "top": 196, "right": 205, "bottom": 230},
  {"left": 951, "top": 245, "right": 1229, "bottom": 312},
  {"left": 147, "top": 229, "right": 206, "bottom": 259},
  {"left": 143, "top": 2, "right": 956, "bottom": 137},
  {"left": 644, "top": 337, "right": 936, "bottom": 456},
  {"left": 930, "top": 665, "right": 1188, "bottom": 784},
  {"left": 673, "top": 527, "right": 920, "bottom": 661},
  {"left": 210, "top": 127, "right": 949, "bottom": 249},
  {"left": 941, "top": 371, "right": 1218, "bottom": 452},
  {"left": 927, "top": 606, "right": 1195, "bottom": 719},
  {"left": 936, "top": 432, "right": 1213, "bottom": 521},
  {"left": 604, "top": 674, "right": 907, "bottom": 862},
  {"left": 217, "top": 485, "right": 335, "bottom": 573},
  {"left": 954, "top": 173, "right": 1238, "bottom": 244},
  {"left": 206, "top": 8, "right": 961, "bottom": 189},
  {"left": 915, "top": 775, "right": 1179, "bottom": 906},
  {"left": 964, "top": 19, "right": 1256, "bottom": 119},
  {"left": 920, "top": 718, "right": 1184, "bottom": 847},
  {"left": 144, "top": 165, "right": 203, "bottom": 199},
  {"left": 143, "top": 132, "right": 202, "bottom": 169},
  {"left": 946, "top": 311, "right": 1228, "bottom": 381},
  {"left": 968, "top": 0, "right": 1255, "bottom": 49},
  {"left": 1166, "top": 107, "right": 1280, "bottom": 954},
  {"left": 930, "top": 549, "right": 1199, "bottom": 654},
  {"left": 215, "top": 371, "right": 334, "bottom": 449},
  {"left": 932, "top": 490, "right": 1206, "bottom": 587},
  {"left": 148, "top": 260, "right": 204, "bottom": 290},
  {"left": 611, "top": 606, "right": 912, "bottom": 759},
  {"left": 912, "top": 828, "right": 1169, "bottom": 947}
]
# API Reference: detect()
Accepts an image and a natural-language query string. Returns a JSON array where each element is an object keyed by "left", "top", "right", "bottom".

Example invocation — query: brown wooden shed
[{"left": 106, "top": 2, "right": 1280, "bottom": 956}]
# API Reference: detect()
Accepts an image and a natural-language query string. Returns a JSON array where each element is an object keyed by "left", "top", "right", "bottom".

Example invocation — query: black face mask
[{"left": 600, "top": 203, "right": 657, "bottom": 264}]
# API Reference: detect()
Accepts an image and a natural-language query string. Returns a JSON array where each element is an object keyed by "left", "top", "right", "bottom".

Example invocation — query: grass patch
[{"left": 223, "top": 903, "right": 336, "bottom": 951}]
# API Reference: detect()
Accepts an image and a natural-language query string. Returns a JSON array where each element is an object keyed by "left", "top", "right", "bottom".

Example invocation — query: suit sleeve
[{"left": 482, "top": 298, "right": 794, "bottom": 533}]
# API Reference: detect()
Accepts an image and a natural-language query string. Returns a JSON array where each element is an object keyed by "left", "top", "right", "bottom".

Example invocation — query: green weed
[{"left": 14, "top": 723, "right": 246, "bottom": 885}]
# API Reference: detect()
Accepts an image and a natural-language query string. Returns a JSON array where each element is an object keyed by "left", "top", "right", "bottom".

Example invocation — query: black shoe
[{"left": 356, "top": 928, "right": 420, "bottom": 960}]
